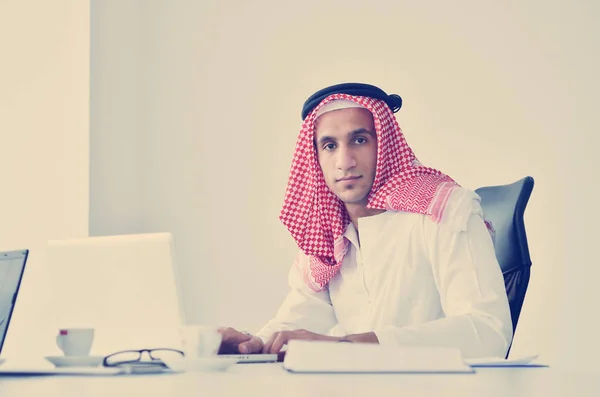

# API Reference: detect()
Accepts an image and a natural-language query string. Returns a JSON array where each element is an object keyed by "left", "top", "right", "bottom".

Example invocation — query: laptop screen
[{"left": 0, "top": 250, "right": 28, "bottom": 355}]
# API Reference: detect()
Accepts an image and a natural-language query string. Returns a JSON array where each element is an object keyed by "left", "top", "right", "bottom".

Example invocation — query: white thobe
[{"left": 256, "top": 188, "right": 513, "bottom": 359}]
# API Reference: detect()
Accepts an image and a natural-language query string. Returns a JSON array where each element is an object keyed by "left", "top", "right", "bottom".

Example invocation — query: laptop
[
  {"left": 46, "top": 233, "right": 186, "bottom": 355},
  {"left": 0, "top": 249, "right": 29, "bottom": 362},
  {"left": 46, "top": 233, "right": 276, "bottom": 364}
]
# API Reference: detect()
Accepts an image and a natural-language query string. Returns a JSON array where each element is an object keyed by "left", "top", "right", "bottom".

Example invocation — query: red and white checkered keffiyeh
[{"left": 279, "top": 93, "right": 475, "bottom": 292}]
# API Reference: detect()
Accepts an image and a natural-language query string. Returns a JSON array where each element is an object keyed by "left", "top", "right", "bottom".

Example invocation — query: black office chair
[{"left": 475, "top": 176, "right": 534, "bottom": 356}]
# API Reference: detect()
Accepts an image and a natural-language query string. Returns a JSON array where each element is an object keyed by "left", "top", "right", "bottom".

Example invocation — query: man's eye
[
  {"left": 355, "top": 137, "right": 367, "bottom": 144},
  {"left": 323, "top": 143, "right": 336, "bottom": 151}
]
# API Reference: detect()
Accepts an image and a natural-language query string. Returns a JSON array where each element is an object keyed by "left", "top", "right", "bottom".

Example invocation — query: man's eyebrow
[
  {"left": 316, "top": 128, "right": 376, "bottom": 146},
  {"left": 316, "top": 135, "right": 336, "bottom": 146},
  {"left": 348, "top": 128, "right": 376, "bottom": 138}
]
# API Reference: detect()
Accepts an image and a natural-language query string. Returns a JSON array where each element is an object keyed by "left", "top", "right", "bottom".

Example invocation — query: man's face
[{"left": 314, "top": 107, "right": 378, "bottom": 206}]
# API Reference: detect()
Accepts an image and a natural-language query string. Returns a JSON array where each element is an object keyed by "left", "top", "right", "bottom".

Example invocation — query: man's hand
[
  {"left": 217, "top": 327, "right": 264, "bottom": 354},
  {"left": 262, "top": 329, "right": 340, "bottom": 354}
]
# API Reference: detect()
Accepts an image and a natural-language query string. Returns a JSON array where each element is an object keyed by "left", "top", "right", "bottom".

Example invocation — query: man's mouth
[{"left": 337, "top": 176, "right": 361, "bottom": 182}]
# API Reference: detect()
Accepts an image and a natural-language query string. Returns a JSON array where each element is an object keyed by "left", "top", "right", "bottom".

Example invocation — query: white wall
[
  {"left": 0, "top": 0, "right": 90, "bottom": 362},
  {"left": 89, "top": 0, "right": 144, "bottom": 237},
  {"left": 90, "top": 0, "right": 600, "bottom": 369}
]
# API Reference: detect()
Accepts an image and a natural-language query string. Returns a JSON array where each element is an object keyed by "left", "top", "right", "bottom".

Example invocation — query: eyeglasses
[{"left": 103, "top": 348, "right": 184, "bottom": 369}]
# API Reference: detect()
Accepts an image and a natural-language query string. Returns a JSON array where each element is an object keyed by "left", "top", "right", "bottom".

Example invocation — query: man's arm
[
  {"left": 254, "top": 252, "right": 341, "bottom": 342},
  {"left": 342, "top": 332, "right": 379, "bottom": 343},
  {"left": 373, "top": 199, "right": 513, "bottom": 359},
  {"left": 219, "top": 252, "right": 342, "bottom": 354}
]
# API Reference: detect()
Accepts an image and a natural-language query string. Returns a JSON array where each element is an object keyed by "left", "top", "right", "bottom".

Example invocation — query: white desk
[{"left": 0, "top": 363, "right": 598, "bottom": 397}]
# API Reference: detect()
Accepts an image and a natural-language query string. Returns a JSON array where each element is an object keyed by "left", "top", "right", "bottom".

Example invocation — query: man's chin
[{"left": 336, "top": 193, "right": 369, "bottom": 205}]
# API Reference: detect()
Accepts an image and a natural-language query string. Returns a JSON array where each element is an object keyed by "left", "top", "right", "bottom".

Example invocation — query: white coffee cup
[
  {"left": 180, "top": 325, "right": 222, "bottom": 359},
  {"left": 56, "top": 328, "right": 94, "bottom": 357}
]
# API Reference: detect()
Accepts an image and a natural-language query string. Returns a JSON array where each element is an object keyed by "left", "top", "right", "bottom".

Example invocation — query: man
[{"left": 219, "top": 83, "right": 512, "bottom": 359}]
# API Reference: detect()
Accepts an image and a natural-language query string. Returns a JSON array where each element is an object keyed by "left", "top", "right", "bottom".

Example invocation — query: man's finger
[
  {"left": 270, "top": 332, "right": 289, "bottom": 354},
  {"left": 238, "top": 336, "right": 263, "bottom": 354},
  {"left": 217, "top": 326, "right": 235, "bottom": 335},
  {"left": 221, "top": 329, "right": 251, "bottom": 344},
  {"left": 262, "top": 333, "right": 277, "bottom": 354},
  {"left": 217, "top": 328, "right": 252, "bottom": 354}
]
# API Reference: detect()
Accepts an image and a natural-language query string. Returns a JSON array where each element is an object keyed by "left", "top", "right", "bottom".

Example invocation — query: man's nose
[{"left": 335, "top": 146, "right": 356, "bottom": 170}]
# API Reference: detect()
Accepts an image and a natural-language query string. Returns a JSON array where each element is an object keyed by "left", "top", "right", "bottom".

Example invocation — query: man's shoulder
[
  {"left": 445, "top": 185, "right": 481, "bottom": 211},
  {"left": 431, "top": 185, "right": 483, "bottom": 231},
  {"left": 385, "top": 186, "right": 483, "bottom": 232},
  {"left": 386, "top": 186, "right": 481, "bottom": 221}
]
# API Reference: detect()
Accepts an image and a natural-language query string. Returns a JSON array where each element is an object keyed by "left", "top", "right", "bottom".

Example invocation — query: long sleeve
[
  {"left": 373, "top": 200, "right": 513, "bottom": 359},
  {"left": 255, "top": 253, "right": 340, "bottom": 343}
]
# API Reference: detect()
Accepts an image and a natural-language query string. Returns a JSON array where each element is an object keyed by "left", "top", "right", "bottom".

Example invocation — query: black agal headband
[{"left": 301, "top": 82, "right": 403, "bottom": 120}]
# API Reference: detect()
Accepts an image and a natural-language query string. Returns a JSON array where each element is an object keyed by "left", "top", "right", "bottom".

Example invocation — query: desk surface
[{"left": 0, "top": 363, "right": 598, "bottom": 397}]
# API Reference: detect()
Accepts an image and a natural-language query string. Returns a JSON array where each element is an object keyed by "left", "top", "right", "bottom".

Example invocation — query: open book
[{"left": 283, "top": 340, "right": 474, "bottom": 373}]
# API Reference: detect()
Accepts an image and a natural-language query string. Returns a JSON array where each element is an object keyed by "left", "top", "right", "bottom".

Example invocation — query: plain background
[
  {"left": 0, "top": 0, "right": 90, "bottom": 361},
  {"left": 2, "top": 0, "right": 599, "bottom": 369}
]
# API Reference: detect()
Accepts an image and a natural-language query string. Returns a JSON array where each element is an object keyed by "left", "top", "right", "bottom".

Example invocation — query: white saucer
[
  {"left": 45, "top": 355, "right": 104, "bottom": 368},
  {"left": 465, "top": 354, "right": 540, "bottom": 367},
  {"left": 163, "top": 357, "right": 238, "bottom": 372}
]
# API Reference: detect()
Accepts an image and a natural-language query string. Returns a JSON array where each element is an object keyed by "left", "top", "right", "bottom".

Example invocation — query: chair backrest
[{"left": 475, "top": 176, "right": 534, "bottom": 351}]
